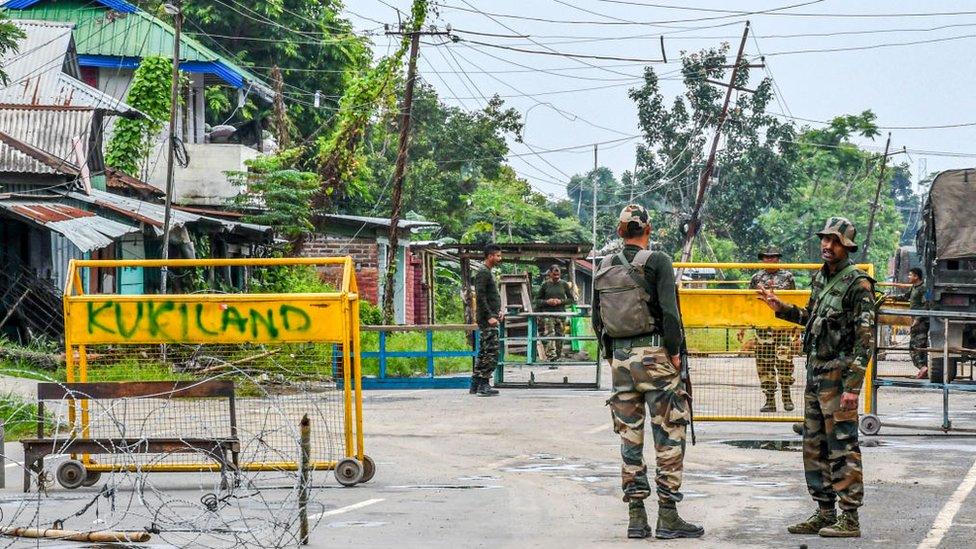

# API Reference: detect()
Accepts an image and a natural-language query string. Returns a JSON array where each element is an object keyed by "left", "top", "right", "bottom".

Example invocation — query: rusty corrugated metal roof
[
  {"left": 0, "top": 105, "right": 95, "bottom": 174},
  {"left": 0, "top": 197, "right": 139, "bottom": 251}
]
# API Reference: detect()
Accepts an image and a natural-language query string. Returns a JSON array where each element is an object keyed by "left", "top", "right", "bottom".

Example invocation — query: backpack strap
[
  {"left": 615, "top": 250, "right": 654, "bottom": 296},
  {"left": 812, "top": 263, "right": 859, "bottom": 316}
]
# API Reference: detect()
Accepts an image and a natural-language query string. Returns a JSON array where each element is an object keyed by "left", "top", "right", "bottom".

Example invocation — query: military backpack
[{"left": 594, "top": 250, "right": 656, "bottom": 338}]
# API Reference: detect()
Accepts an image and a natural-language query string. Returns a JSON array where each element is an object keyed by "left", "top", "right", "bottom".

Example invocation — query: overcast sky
[{"left": 345, "top": 0, "right": 976, "bottom": 202}]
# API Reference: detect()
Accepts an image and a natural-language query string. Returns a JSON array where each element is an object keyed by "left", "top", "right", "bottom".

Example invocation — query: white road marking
[
  {"left": 308, "top": 498, "right": 384, "bottom": 521},
  {"left": 918, "top": 457, "right": 976, "bottom": 549},
  {"left": 586, "top": 424, "right": 609, "bottom": 434}
]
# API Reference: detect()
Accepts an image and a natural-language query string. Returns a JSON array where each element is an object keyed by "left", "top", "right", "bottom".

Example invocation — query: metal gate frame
[
  {"left": 58, "top": 257, "right": 367, "bottom": 478},
  {"left": 495, "top": 310, "right": 600, "bottom": 389}
]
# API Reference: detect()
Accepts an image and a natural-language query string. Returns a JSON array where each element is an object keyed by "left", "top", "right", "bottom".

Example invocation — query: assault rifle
[{"left": 674, "top": 288, "right": 696, "bottom": 445}]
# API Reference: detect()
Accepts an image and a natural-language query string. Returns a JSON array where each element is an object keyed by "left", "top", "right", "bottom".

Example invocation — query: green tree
[
  {"left": 0, "top": 11, "right": 25, "bottom": 85},
  {"left": 566, "top": 166, "right": 624, "bottom": 246},
  {"left": 628, "top": 44, "right": 796, "bottom": 258},
  {"left": 461, "top": 167, "right": 587, "bottom": 244},
  {"left": 105, "top": 56, "right": 173, "bottom": 176},
  {"left": 179, "top": 0, "right": 370, "bottom": 140},
  {"left": 347, "top": 82, "right": 523, "bottom": 235},
  {"left": 759, "top": 112, "right": 903, "bottom": 277},
  {"left": 229, "top": 148, "right": 319, "bottom": 253}
]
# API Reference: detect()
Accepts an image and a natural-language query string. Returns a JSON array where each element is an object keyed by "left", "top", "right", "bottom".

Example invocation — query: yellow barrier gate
[
  {"left": 57, "top": 257, "right": 370, "bottom": 485},
  {"left": 673, "top": 262, "right": 875, "bottom": 423}
]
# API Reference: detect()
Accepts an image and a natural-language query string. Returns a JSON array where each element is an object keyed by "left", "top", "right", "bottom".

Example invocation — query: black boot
[
  {"left": 656, "top": 502, "right": 704, "bottom": 539},
  {"left": 476, "top": 379, "right": 499, "bottom": 397},
  {"left": 469, "top": 377, "right": 481, "bottom": 394},
  {"left": 782, "top": 385, "right": 795, "bottom": 411},
  {"left": 760, "top": 391, "right": 777, "bottom": 413},
  {"left": 627, "top": 500, "right": 652, "bottom": 539}
]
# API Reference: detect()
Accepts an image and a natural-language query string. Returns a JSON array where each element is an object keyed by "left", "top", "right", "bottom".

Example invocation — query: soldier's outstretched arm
[{"left": 652, "top": 253, "right": 682, "bottom": 359}]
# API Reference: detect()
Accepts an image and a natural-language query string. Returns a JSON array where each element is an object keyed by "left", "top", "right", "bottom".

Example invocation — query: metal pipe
[{"left": 943, "top": 318, "right": 951, "bottom": 431}]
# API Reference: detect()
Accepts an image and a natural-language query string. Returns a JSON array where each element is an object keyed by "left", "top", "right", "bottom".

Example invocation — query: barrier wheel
[
  {"left": 859, "top": 414, "right": 881, "bottom": 436},
  {"left": 56, "top": 460, "right": 86, "bottom": 490},
  {"left": 81, "top": 470, "right": 101, "bottom": 487},
  {"left": 334, "top": 458, "right": 363, "bottom": 487},
  {"left": 361, "top": 455, "right": 376, "bottom": 483}
]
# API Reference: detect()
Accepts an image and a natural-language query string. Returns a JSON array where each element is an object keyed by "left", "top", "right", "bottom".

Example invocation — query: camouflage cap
[
  {"left": 816, "top": 216, "right": 858, "bottom": 251},
  {"left": 757, "top": 245, "right": 783, "bottom": 259},
  {"left": 618, "top": 204, "right": 650, "bottom": 229}
]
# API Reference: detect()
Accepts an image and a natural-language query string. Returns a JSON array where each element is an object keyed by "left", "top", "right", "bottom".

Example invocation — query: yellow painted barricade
[
  {"left": 673, "top": 262, "right": 875, "bottom": 423},
  {"left": 58, "top": 257, "right": 369, "bottom": 484}
]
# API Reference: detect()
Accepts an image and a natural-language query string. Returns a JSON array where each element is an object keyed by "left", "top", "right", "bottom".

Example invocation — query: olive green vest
[{"left": 804, "top": 263, "right": 872, "bottom": 360}]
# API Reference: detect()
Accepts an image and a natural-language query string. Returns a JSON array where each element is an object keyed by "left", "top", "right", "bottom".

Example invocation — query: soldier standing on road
[
  {"left": 758, "top": 217, "right": 875, "bottom": 538},
  {"left": 593, "top": 204, "right": 704, "bottom": 540},
  {"left": 534, "top": 265, "right": 576, "bottom": 362},
  {"left": 749, "top": 246, "right": 798, "bottom": 413},
  {"left": 471, "top": 244, "right": 503, "bottom": 397},
  {"left": 900, "top": 267, "right": 929, "bottom": 379}
]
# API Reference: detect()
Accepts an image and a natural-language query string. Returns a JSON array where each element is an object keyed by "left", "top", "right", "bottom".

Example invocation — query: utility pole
[
  {"left": 679, "top": 21, "right": 752, "bottom": 263},
  {"left": 629, "top": 152, "right": 637, "bottom": 202},
  {"left": 160, "top": 0, "right": 182, "bottom": 294},
  {"left": 382, "top": 24, "right": 453, "bottom": 324},
  {"left": 592, "top": 144, "right": 598, "bottom": 262},
  {"left": 861, "top": 132, "right": 892, "bottom": 261}
]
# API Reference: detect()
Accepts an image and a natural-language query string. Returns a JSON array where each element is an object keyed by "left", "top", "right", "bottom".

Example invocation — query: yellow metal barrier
[
  {"left": 56, "top": 257, "right": 368, "bottom": 484},
  {"left": 671, "top": 262, "right": 875, "bottom": 422}
]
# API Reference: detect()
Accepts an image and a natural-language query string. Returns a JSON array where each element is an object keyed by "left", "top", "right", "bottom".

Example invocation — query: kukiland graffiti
[{"left": 68, "top": 298, "right": 344, "bottom": 345}]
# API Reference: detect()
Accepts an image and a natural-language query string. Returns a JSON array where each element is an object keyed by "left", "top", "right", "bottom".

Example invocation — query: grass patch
[
  {"left": 0, "top": 394, "right": 49, "bottom": 441},
  {"left": 360, "top": 330, "right": 472, "bottom": 377}
]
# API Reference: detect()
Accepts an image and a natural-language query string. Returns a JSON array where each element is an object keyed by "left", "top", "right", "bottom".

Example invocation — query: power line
[{"left": 455, "top": 37, "right": 666, "bottom": 63}]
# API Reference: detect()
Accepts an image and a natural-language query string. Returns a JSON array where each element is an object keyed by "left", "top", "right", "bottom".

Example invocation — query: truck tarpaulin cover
[{"left": 931, "top": 169, "right": 976, "bottom": 260}]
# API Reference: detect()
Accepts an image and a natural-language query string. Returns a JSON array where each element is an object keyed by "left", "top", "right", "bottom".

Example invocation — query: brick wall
[{"left": 302, "top": 234, "right": 380, "bottom": 304}]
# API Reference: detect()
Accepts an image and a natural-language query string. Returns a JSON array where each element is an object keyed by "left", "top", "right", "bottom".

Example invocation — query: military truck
[{"left": 916, "top": 169, "right": 976, "bottom": 382}]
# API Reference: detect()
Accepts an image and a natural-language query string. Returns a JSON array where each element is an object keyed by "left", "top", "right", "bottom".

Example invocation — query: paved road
[{"left": 1, "top": 371, "right": 975, "bottom": 548}]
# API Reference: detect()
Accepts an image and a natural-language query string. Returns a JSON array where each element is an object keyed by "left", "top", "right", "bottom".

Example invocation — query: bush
[
  {"left": 359, "top": 301, "right": 383, "bottom": 325},
  {"left": 250, "top": 265, "right": 334, "bottom": 294}
]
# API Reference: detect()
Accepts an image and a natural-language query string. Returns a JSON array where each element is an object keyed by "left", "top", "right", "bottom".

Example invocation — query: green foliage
[
  {"left": 105, "top": 56, "right": 173, "bottom": 176},
  {"left": 628, "top": 45, "right": 796, "bottom": 257},
  {"left": 249, "top": 265, "right": 334, "bottom": 294},
  {"left": 205, "top": 85, "right": 232, "bottom": 118},
  {"left": 0, "top": 394, "right": 49, "bottom": 440},
  {"left": 759, "top": 112, "right": 903, "bottom": 277},
  {"left": 230, "top": 148, "right": 319, "bottom": 249},
  {"left": 567, "top": 166, "right": 625, "bottom": 246},
  {"left": 461, "top": 167, "right": 588, "bottom": 243},
  {"left": 0, "top": 11, "right": 25, "bottom": 86},
  {"left": 182, "top": 0, "right": 370, "bottom": 138},
  {"left": 359, "top": 301, "right": 383, "bottom": 325},
  {"left": 359, "top": 330, "right": 470, "bottom": 376},
  {"left": 317, "top": 0, "right": 429, "bottom": 206}
]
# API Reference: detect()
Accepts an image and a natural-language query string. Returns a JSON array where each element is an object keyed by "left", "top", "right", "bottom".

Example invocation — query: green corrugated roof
[{"left": 7, "top": 0, "right": 271, "bottom": 96}]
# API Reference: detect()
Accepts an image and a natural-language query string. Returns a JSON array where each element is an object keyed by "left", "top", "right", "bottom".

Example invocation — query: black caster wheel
[
  {"left": 859, "top": 413, "right": 881, "bottom": 436},
  {"left": 360, "top": 455, "right": 375, "bottom": 483},
  {"left": 56, "top": 460, "right": 86, "bottom": 490},
  {"left": 334, "top": 458, "right": 363, "bottom": 487}
]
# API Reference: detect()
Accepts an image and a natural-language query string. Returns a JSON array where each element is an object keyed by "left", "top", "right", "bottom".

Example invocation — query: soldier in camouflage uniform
[
  {"left": 534, "top": 265, "right": 576, "bottom": 362},
  {"left": 593, "top": 205, "right": 703, "bottom": 540},
  {"left": 758, "top": 217, "right": 875, "bottom": 538},
  {"left": 471, "top": 244, "right": 503, "bottom": 397},
  {"left": 900, "top": 267, "right": 929, "bottom": 379},
  {"left": 749, "top": 246, "right": 798, "bottom": 412}
]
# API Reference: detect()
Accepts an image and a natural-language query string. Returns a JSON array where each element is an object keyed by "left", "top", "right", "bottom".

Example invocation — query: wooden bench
[{"left": 22, "top": 380, "right": 240, "bottom": 492}]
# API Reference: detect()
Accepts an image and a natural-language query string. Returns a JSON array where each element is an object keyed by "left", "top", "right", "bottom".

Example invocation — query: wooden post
[{"left": 299, "top": 414, "right": 310, "bottom": 545}]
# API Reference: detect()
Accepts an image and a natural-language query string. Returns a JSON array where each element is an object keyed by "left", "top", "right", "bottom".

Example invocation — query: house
[
  {"left": 0, "top": 104, "right": 273, "bottom": 341},
  {"left": 303, "top": 214, "right": 440, "bottom": 324},
  {"left": 5, "top": 0, "right": 275, "bottom": 207}
]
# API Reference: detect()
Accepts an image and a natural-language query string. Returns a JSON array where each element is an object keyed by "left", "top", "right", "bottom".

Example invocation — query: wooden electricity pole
[
  {"left": 382, "top": 25, "right": 453, "bottom": 325},
  {"left": 861, "top": 132, "right": 892, "bottom": 261},
  {"left": 159, "top": 0, "right": 182, "bottom": 294},
  {"left": 679, "top": 22, "right": 751, "bottom": 263}
]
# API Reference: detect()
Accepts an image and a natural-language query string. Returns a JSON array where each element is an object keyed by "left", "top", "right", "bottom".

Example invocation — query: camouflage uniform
[
  {"left": 593, "top": 206, "right": 688, "bottom": 505},
  {"left": 749, "top": 268, "right": 798, "bottom": 400},
  {"left": 535, "top": 278, "right": 575, "bottom": 360},
  {"left": 473, "top": 265, "right": 501, "bottom": 381},
  {"left": 903, "top": 284, "right": 929, "bottom": 370},
  {"left": 776, "top": 218, "right": 875, "bottom": 514}
]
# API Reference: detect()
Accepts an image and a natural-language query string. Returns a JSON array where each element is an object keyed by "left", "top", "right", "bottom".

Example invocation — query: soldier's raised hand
[{"left": 756, "top": 283, "right": 785, "bottom": 312}]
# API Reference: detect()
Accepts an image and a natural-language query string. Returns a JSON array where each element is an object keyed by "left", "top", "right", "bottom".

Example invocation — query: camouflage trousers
[
  {"left": 909, "top": 319, "right": 929, "bottom": 370},
  {"left": 755, "top": 328, "right": 795, "bottom": 393},
  {"left": 539, "top": 316, "right": 566, "bottom": 360},
  {"left": 802, "top": 359, "right": 864, "bottom": 511},
  {"left": 474, "top": 326, "right": 499, "bottom": 380},
  {"left": 608, "top": 344, "right": 689, "bottom": 504}
]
